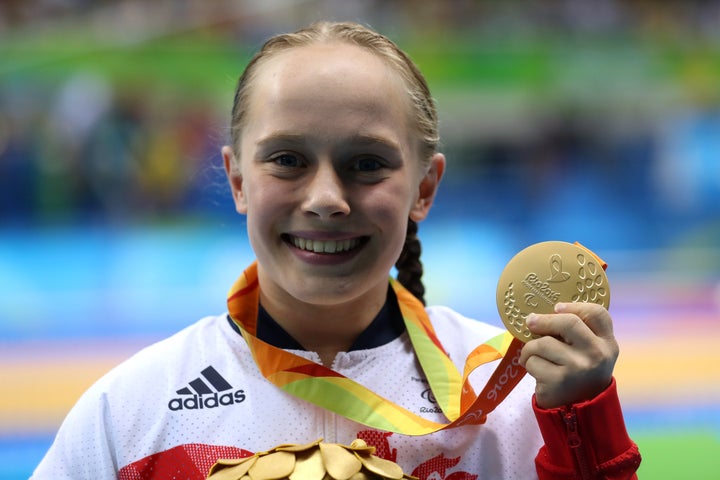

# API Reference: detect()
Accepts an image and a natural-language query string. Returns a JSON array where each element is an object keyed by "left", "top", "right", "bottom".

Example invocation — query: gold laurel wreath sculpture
[{"left": 207, "top": 439, "right": 417, "bottom": 480}]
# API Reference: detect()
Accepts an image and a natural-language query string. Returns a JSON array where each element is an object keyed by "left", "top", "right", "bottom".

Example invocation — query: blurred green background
[{"left": 1, "top": 1, "right": 719, "bottom": 478}]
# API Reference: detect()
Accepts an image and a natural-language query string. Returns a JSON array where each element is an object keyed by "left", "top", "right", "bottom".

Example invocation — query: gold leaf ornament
[
  {"left": 207, "top": 439, "right": 416, "bottom": 480},
  {"left": 250, "top": 450, "right": 296, "bottom": 480},
  {"left": 320, "top": 443, "right": 362, "bottom": 480},
  {"left": 289, "top": 449, "right": 325, "bottom": 480},
  {"left": 354, "top": 453, "right": 403, "bottom": 480},
  {"left": 207, "top": 456, "right": 258, "bottom": 480}
]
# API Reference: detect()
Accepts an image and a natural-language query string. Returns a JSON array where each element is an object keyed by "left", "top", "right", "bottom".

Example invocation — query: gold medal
[{"left": 496, "top": 241, "right": 610, "bottom": 343}]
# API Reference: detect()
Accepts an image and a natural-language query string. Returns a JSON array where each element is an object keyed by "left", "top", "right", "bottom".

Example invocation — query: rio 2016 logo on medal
[{"left": 496, "top": 241, "right": 610, "bottom": 343}]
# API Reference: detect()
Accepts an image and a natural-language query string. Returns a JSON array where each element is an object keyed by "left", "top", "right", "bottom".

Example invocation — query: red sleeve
[{"left": 532, "top": 378, "right": 641, "bottom": 480}]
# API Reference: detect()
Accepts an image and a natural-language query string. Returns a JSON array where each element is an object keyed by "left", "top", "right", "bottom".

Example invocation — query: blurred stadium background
[{"left": 1, "top": 0, "right": 719, "bottom": 478}]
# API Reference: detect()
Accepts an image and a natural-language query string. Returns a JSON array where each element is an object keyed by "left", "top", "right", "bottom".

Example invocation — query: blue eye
[
  {"left": 355, "top": 156, "right": 382, "bottom": 171},
  {"left": 273, "top": 153, "right": 301, "bottom": 167}
]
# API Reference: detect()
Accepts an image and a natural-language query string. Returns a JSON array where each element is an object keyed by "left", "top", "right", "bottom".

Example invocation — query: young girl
[{"left": 33, "top": 22, "right": 640, "bottom": 479}]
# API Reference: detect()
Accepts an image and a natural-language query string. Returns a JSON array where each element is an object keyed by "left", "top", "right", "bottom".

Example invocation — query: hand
[{"left": 518, "top": 302, "right": 619, "bottom": 409}]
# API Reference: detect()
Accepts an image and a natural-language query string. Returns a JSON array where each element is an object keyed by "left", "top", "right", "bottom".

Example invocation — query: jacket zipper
[{"left": 563, "top": 407, "right": 593, "bottom": 480}]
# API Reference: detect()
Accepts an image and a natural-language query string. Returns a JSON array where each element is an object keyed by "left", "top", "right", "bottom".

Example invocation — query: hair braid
[{"left": 395, "top": 219, "right": 425, "bottom": 305}]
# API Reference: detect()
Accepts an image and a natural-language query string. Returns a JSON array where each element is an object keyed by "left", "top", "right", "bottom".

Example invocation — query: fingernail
[
  {"left": 554, "top": 302, "right": 567, "bottom": 313},
  {"left": 526, "top": 313, "right": 537, "bottom": 328}
]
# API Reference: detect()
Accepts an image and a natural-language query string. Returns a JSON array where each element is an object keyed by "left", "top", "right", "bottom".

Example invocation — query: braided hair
[{"left": 395, "top": 219, "right": 425, "bottom": 305}]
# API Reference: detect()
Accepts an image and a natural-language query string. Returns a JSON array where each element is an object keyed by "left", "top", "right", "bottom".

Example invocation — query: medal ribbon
[{"left": 227, "top": 262, "right": 526, "bottom": 435}]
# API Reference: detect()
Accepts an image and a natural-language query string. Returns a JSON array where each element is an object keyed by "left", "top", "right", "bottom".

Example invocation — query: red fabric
[
  {"left": 118, "top": 444, "right": 253, "bottom": 480},
  {"left": 533, "top": 378, "right": 641, "bottom": 480}
]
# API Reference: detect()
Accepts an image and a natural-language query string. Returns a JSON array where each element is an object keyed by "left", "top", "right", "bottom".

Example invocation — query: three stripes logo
[{"left": 168, "top": 366, "right": 246, "bottom": 411}]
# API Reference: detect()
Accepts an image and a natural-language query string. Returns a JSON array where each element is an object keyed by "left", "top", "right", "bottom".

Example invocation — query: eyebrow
[
  {"left": 348, "top": 133, "right": 402, "bottom": 152},
  {"left": 255, "top": 133, "right": 308, "bottom": 150},
  {"left": 255, "top": 132, "right": 402, "bottom": 153}
]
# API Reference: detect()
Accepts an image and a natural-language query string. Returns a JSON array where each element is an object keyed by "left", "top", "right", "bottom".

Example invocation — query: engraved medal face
[{"left": 496, "top": 241, "right": 610, "bottom": 343}]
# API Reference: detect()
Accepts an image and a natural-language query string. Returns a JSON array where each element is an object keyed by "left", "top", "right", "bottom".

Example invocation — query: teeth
[{"left": 291, "top": 236, "right": 359, "bottom": 253}]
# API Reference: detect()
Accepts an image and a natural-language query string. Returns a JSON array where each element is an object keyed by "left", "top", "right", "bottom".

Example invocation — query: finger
[
  {"left": 554, "top": 302, "right": 615, "bottom": 339},
  {"left": 526, "top": 311, "right": 594, "bottom": 348},
  {"left": 522, "top": 354, "right": 569, "bottom": 407},
  {"left": 522, "top": 334, "right": 611, "bottom": 383},
  {"left": 523, "top": 353, "right": 563, "bottom": 384},
  {"left": 520, "top": 335, "right": 576, "bottom": 368}
]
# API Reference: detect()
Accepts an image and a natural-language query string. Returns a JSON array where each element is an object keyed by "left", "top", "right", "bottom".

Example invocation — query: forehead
[
  {"left": 256, "top": 41, "right": 406, "bottom": 97},
  {"left": 243, "top": 42, "right": 414, "bottom": 142}
]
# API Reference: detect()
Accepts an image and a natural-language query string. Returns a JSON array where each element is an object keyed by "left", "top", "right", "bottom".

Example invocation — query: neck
[{"left": 258, "top": 283, "right": 388, "bottom": 366}]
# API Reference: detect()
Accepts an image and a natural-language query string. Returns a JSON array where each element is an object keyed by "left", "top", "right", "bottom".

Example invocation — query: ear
[
  {"left": 222, "top": 145, "right": 248, "bottom": 214},
  {"left": 410, "top": 153, "right": 445, "bottom": 222}
]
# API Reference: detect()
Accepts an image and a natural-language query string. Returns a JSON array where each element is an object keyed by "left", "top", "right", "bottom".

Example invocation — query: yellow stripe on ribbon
[{"left": 228, "top": 262, "right": 526, "bottom": 436}]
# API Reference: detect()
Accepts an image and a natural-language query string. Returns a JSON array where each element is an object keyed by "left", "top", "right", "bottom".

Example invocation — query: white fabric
[{"left": 32, "top": 306, "right": 542, "bottom": 479}]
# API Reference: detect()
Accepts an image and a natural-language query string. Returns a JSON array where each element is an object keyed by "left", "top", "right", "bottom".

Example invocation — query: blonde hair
[{"left": 228, "top": 21, "right": 437, "bottom": 303}]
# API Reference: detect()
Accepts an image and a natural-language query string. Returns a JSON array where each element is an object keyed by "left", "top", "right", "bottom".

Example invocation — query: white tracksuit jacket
[{"left": 32, "top": 306, "right": 542, "bottom": 480}]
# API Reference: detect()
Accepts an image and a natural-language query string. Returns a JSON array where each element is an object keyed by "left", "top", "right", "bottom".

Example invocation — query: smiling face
[{"left": 223, "top": 41, "right": 444, "bottom": 319}]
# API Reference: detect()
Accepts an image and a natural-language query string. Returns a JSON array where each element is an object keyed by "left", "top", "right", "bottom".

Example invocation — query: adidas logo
[{"left": 168, "top": 366, "right": 246, "bottom": 411}]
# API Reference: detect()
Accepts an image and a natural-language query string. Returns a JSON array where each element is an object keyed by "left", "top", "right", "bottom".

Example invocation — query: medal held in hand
[{"left": 496, "top": 241, "right": 610, "bottom": 343}]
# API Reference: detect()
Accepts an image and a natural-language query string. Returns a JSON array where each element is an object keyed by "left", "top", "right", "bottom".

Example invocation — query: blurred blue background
[{"left": 1, "top": 1, "right": 719, "bottom": 478}]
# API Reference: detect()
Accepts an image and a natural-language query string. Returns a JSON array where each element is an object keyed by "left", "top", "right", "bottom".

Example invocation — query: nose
[{"left": 301, "top": 163, "right": 350, "bottom": 218}]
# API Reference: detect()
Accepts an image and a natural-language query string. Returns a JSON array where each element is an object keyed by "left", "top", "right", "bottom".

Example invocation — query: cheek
[
  {"left": 363, "top": 182, "right": 416, "bottom": 227},
  {"left": 242, "top": 180, "right": 284, "bottom": 229},
  {"left": 243, "top": 175, "right": 286, "bottom": 211}
]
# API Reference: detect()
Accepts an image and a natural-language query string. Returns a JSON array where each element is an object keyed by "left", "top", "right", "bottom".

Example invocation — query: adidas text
[{"left": 168, "top": 390, "right": 246, "bottom": 411}]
